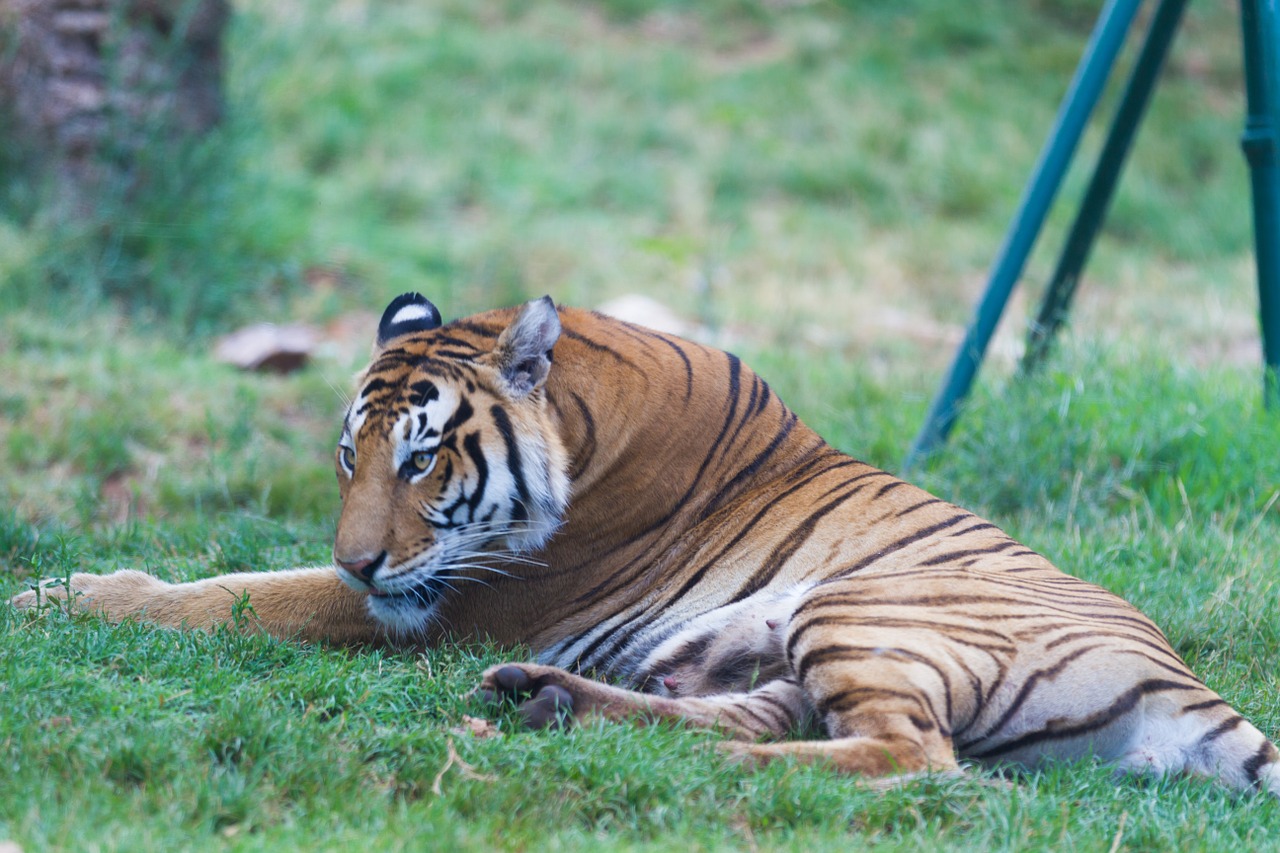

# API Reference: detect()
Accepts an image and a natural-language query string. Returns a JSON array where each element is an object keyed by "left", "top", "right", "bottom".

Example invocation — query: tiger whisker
[
  {"left": 446, "top": 526, "right": 547, "bottom": 546},
  {"left": 450, "top": 562, "right": 539, "bottom": 574},
  {"left": 433, "top": 574, "right": 494, "bottom": 589},
  {"left": 447, "top": 551, "right": 546, "bottom": 568},
  {"left": 323, "top": 373, "right": 354, "bottom": 409}
]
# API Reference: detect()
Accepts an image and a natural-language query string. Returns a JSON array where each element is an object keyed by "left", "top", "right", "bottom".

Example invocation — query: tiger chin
[{"left": 12, "top": 293, "right": 1280, "bottom": 797}]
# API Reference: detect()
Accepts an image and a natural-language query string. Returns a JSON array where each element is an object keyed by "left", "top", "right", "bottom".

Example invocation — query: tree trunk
[{"left": 0, "top": 0, "right": 230, "bottom": 210}]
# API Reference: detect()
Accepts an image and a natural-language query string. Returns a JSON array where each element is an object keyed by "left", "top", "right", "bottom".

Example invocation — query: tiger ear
[
  {"left": 494, "top": 296, "right": 560, "bottom": 397},
  {"left": 376, "top": 293, "right": 442, "bottom": 350}
]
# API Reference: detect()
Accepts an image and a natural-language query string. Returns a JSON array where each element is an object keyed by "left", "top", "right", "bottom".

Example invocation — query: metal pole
[
  {"left": 1022, "top": 0, "right": 1188, "bottom": 374},
  {"left": 1240, "top": 0, "right": 1280, "bottom": 408},
  {"left": 905, "top": 0, "right": 1142, "bottom": 471}
]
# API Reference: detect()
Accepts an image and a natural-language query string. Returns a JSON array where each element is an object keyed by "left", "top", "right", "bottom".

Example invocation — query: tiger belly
[{"left": 631, "top": 588, "right": 811, "bottom": 698}]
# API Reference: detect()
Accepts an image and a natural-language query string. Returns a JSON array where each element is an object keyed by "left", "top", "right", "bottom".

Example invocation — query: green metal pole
[
  {"left": 1022, "top": 0, "right": 1187, "bottom": 374},
  {"left": 905, "top": 0, "right": 1141, "bottom": 471},
  {"left": 1241, "top": 0, "right": 1280, "bottom": 408}
]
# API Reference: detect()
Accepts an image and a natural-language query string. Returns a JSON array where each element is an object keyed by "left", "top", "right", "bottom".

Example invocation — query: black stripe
[
  {"left": 722, "top": 364, "right": 759, "bottom": 456},
  {"left": 752, "top": 690, "right": 799, "bottom": 721},
  {"left": 735, "top": 703, "right": 777, "bottom": 732},
  {"left": 602, "top": 318, "right": 699, "bottom": 405},
  {"left": 970, "top": 679, "right": 1204, "bottom": 760},
  {"left": 1041, "top": 628, "right": 1190, "bottom": 672},
  {"left": 977, "top": 607, "right": 1174, "bottom": 640},
  {"left": 796, "top": 643, "right": 875, "bottom": 682},
  {"left": 564, "top": 391, "right": 597, "bottom": 481},
  {"left": 818, "top": 686, "right": 925, "bottom": 717},
  {"left": 756, "top": 378, "right": 773, "bottom": 414},
  {"left": 754, "top": 700, "right": 791, "bottom": 732},
  {"left": 893, "top": 498, "right": 944, "bottom": 517},
  {"left": 833, "top": 512, "right": 972, "bottom": 578},
  {"left": 909, "top": 715, "right": 937, "bottom": 732},
  {"left": 562, "top": 327, "right": 644, "bottom": 374},
  {"left": 444, "top": 320, "right": 502, "bottom": 339},
  {"left": 1183, "top": 699, "right": 1230, "bottom": 714},
  {"left": 1199, "top": 714, "right": 1245, "bottom": 746},
  {"left": 947, "top": 522, "right": 999, "bottom": 538},
  {"left": 652, "top": 334, "right": 695, "bottom": 403},
  {"left": 462, "top": 432, "right": 489, "bottom": 513},
  {"left": 810, "top": 468, "right": 887, "bottom": 502},
  {"left": 916, "top": 540, "right": 1021, "bottom": 567},
  {"left": 1244, "top": 741, "right": 1278, "bottom": 786},
  {"left": 443, "top": 397, "right": 475, "bottom": 433},
  {"left": 556, "top": 603, "right": 649, "bottom": 676},
  {"left": 795, "top": 586, "right": 1160, "bottom": 634},
  {"left": 950, "top": 652, "right": 990, "bottom": 723},
  {"left": 360, "top": 376, "right": 396, "bottom": 395},
  {"left": 432, "top": 334, "right": 486, "bottom": 351},
  {"left": 432, "top": 348, "right": 479, "bottom": 361},
  {"left": 874, "top": 480, "right": 907, "bottom": 498},
  {"left": 489, "top": 404, "right": 530, "bottom": 520}
]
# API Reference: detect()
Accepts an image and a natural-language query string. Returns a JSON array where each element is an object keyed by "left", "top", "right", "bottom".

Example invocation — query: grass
[{"left": 2, "top": 0, "right": 1278, "bottom": 849}]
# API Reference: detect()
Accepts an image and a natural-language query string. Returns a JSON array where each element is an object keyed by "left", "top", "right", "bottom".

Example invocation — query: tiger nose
[{"left": 336, "top": 551, "right": 387, "bottom": 582}]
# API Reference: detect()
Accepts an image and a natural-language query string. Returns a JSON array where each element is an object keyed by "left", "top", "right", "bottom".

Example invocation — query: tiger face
[{"left": 332, "top": 294, "right": 571, "bottom": 633}]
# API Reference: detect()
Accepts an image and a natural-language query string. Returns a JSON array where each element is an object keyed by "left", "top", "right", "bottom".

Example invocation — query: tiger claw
[
  {"left": 477, "top": 664, "right": 578, "bottom": 730},
  {"left": 478, "top": 663, "right": 548, "bottom": 702},
  {"left": 518, "top": 684, "right": 574, "bottom": 730},
  {"left": 493, "top": 664, "right": 536, "bottom": 695}
]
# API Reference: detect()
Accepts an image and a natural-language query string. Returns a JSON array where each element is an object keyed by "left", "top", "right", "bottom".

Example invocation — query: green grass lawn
[{"left": 2, "top": 0, "right": 1278, "bottom": 849}]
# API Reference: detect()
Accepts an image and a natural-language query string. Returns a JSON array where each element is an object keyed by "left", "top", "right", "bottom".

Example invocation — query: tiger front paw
[
  {"left": 477, "top": 663, "right": 577, "bottom": 730},
  {"left": 9, "top": 569, "right": 166, "bottom": 621}
]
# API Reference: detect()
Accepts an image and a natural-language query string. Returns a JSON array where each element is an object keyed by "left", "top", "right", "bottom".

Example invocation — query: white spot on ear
[{"left": 392, "top": 304, "right": 434, "bottom": 325}]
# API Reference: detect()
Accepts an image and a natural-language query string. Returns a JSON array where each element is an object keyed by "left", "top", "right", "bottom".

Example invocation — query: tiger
[{"left": 11, "top": 293, "right": 1279, "bottom": 794}]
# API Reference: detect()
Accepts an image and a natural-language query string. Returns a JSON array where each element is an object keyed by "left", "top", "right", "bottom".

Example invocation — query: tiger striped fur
[{"left": 14, "top": 294, "right": 1278, "bottom": 794}]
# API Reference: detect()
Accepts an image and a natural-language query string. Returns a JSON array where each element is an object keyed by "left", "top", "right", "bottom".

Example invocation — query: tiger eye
[
  {"left": 341, "top": 446, "right": 356, "bottom": 469},
  {"left": 411, "top": 451, "right": 434, "bottom": 471}
]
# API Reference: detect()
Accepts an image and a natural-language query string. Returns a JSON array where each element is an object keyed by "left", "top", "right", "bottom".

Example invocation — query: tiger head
[{"left": 332, "top": 293, "right": 571, "bottom": 634}]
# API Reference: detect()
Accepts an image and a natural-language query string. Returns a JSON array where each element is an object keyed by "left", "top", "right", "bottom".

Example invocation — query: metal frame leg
[
  {"left": 1241, "top": 0, "right": 1280, "bottom": 408},
  {"left": 904, "top": 0, "right": 1142, "bottom": 471},
  {"left": 1021, "top": 0, "right": 1188, "bottom": 374}
]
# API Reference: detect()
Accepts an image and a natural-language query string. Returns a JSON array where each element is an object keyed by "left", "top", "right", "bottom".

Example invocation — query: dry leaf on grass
[{"left": 450, "top": 715, "right": 500, "bottom": 739}]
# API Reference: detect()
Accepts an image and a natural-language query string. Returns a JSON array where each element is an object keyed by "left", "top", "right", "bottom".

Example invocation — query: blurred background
[{"left": 0, "top": 0, "right": 1267, "bottom": 552}]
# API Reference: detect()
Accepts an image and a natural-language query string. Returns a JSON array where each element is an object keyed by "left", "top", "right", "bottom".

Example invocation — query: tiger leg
[
  {"left": 738, "top": 627, "right": 965, "bottom": 777},
  {"left": 477, "top": 663, "right": 807, "bottom": 740},
  {"left": 8, "top": 567, "right": 384, "bottom": 645},
  {"left": 724, "top": 696, "right": 961, "bottom": 777}
]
